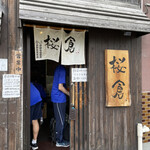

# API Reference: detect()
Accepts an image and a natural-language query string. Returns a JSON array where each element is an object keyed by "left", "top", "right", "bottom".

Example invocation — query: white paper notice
[
  {"left": 2, "top": 74, "right": 20, "bottom": 98},
  {"left": 72, "top": 68, "right": 87, "bottom": 82},
  {"left": 0, "top": 59, "right": 8, "bottom": 71}
]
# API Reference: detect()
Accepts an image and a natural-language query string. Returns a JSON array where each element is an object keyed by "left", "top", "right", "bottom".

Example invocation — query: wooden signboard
[
  {"left": 105, "top": 49, "right": 131, "bottom": 107},
  {"left": 11, "top": 50, "right": 23, "bottom": 74},
  {"left": 15, "top": 51, "right": 23, "bottom": 74}
]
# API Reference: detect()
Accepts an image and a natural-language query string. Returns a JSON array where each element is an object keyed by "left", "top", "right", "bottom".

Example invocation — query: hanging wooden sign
[
  {"left": 15, "top": 51, "right": 23, "bottom": 74},
  {"left": 10, "top": 50, "right": 23, "bottom": 74},
  {"left": 105, "top": 49, "right": 131, "bottom": 107}
]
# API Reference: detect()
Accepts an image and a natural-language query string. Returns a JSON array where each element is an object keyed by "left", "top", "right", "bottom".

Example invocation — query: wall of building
[
  {"left": 142, "top": 0, "right": 150, "bottom": 143},
  {"left": 142, "top": 0, "right": 150, "bottom": 92},
  {"left": 142, "top": 33, "right": 150, "bottom": 91},
  {"left": 88, "top": 28, "right": 142, "bottom": 150}
]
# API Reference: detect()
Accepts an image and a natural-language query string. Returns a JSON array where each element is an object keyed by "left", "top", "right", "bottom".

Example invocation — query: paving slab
[{"left": 143, "top": 142, "right": 150, "bottom": 150}]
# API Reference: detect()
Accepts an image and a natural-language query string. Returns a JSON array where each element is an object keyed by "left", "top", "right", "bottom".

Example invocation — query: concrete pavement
[{"left": 143, "top": 142, "right": 150, "bottom": 150}]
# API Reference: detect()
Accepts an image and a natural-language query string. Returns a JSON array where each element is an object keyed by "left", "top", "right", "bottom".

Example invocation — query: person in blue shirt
[
  {"left": 51, "top": 65, "right": 70, "bottom": 147},
  {"left": 33, "top": 81, "right": 47, "bottom": 124},
  {"left": 34, "top": 82, "right": 47, "bottom": 100},
  {"left": 30, "top": 82, "right": 42, "bottom": 150}
]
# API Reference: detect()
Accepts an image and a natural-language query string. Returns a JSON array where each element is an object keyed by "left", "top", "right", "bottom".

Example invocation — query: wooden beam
[
  {"left": 19, "top": 0, "right": 150, "bottom": 33},
  {"left": 23, "top": 24, "right": 88, "bottom": 32}
]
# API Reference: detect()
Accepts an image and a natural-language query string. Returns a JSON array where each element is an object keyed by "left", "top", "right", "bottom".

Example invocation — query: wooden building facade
[{"left": 0, "top": 0, "right": 150, "bottom": 150}]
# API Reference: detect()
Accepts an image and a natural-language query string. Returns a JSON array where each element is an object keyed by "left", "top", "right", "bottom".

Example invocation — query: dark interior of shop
[{"left": 30, "top": 28, "right": 70, "bottom": 150}]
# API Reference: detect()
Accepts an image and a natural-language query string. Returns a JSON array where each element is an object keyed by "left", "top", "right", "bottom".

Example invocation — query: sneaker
[
  {"left": 56, "top": 142, "right": 70, "bottom": 147},
  {"left": 30, "top": 143, "right": 38, "bottom": 150},
  {"left": 62, "top": 140, "right": 70, "bottom": 145}
]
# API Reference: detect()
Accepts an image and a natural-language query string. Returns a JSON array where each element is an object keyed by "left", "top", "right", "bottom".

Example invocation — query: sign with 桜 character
[
  {"left": 2, "top": 74, "right": 20, "bottom": 98},
  {"left": 34, "top": 27, "right": 62, "bottom": 62},
  {"left": 72, "top": 68, "right": 87, "bottom": 82},
  {"left": 105, "top": 49, "right": 130, "bottom": 107}
]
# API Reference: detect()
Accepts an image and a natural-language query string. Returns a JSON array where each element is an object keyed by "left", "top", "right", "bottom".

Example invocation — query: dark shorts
[{"left": 30, "top": 101, "right": 42, "bottom": 124}]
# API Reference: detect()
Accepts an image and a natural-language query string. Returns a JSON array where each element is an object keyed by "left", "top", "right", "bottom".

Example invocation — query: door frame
[
  {"left": 23, "top": 27, "right": 31, "bottom": 150},
  {"left": 22, "top": 26, "right": 88, "bottom": 150}
]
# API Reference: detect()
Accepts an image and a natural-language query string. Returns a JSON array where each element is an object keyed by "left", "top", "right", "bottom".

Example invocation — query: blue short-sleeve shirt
[
  {"left": 51, "top": 65, "right": 66, "bottom": 103},
  {"left": 30, "top": 82, "right": 42, "bottom": 106},
  {"left": 34, "top": 83, "right": 46, "bottom": 99}
]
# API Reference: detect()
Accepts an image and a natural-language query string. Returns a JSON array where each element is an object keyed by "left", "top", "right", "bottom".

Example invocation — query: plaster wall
[
  {"left": 142, "top": 0, "right": 150, "bottom": 92},
  {"left": 142, "top": 0, "right": 150, "bottom": 143}
]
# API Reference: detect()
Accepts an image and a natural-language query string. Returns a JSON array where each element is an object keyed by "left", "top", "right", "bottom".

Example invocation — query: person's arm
[{"left": 58, "top": 83, "right": 70, "bottom": 96}]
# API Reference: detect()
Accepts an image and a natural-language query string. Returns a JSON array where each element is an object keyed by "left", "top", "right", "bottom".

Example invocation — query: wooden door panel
[{"left": 70, "top": 65, "right": 87, "bottom": 150}]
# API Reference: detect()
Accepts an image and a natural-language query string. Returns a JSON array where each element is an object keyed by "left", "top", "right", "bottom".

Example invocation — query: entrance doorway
[
  {"left": 31, "top": 60, "right": 70, "bottom": 150},
  {"left": 23, "top": 26, "right": 88, "bottom": 150},
  {"left": 31, "top": 53, "right": 70, "bottom": 150}
]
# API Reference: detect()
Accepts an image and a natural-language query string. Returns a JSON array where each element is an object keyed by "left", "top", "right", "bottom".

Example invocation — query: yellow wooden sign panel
[
  {"left": 11, "top": 50, "right": 22, "bottom": 75},
  {"left": 105, "top": 49, "right": 131, "bottom": 107},
  {"left": 15, "top": 51, "right": 22, "bottom": 75}
]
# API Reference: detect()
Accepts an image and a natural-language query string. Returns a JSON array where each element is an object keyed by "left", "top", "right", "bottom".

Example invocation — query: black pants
[{"left": 53, "top": 102, "right": 66, "bottom": 143}]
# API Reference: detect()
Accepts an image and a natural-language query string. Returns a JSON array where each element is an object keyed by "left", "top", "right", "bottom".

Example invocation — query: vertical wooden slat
[
  {"left": 8, "top": 101, "right": 17, "bottom": 150},
  {"left": 23, "top": 28, "right": 31, "bottom": 150},
  {"left": 88, "top": 40, "right": 92, "bottom": 150},
  {"left": 130, "top": 36, "right": 141, "bottom": 150},
  {"left": 79, "top": 65, "right": 83, "bottom": 150},
  {"left": 122, "top": 34, "right": 131, "bottom": 150},
  {"left": 74, "top": 65, "right": 79, "bottom": 150},
  {"left": 70, "top": 66, "right": 75, "bottom": 150},
  {"left": 130, "top": 36, "right": 136, "bottom": 150},
  {"left": 7, "top": 0, "right": 18, "bottom": 149},
  {"left": 95, "top": 30, "right": 101, "bottom": 149},
  {"left": 99, "top": 30, "right": 105, "bottom": 150},
  {"left": 0, "top": 1, "right": 8, "bottom": 150},
  {"left": 88, "top": 29, "right": 97, "bottom": 150},
  {"left": 84, "top": 80, "right": 88, "bottom": 150},
  {"left": 0, "top": 126, "right": 7, "bottom": 150},
  {"left": 0, "top": 102, "right": 7, "bottom": 150},
  {"left": 83, "top": 61, "right": 88, "bottom": 150}
]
